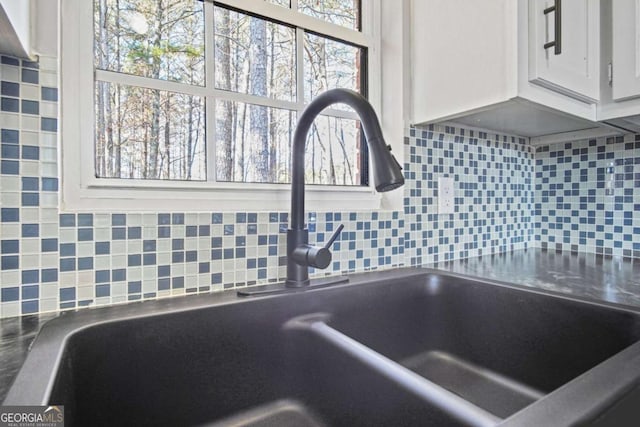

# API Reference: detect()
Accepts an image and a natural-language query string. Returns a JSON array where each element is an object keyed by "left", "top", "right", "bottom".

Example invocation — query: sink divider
[{"left": 283, "top": 313, "right": 501, "bottom": 427}]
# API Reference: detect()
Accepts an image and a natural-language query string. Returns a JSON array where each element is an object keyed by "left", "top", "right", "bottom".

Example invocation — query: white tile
[
  {"left": 0, "top": 271, "right": 20, "bottom": 288},
  {"left": 21, "top": 85, "right": 40, "bottom": 100},
  {"left": 1, "top": 302, "right": 20, "bottom": 318},
  {"left": 21, "top": 116, "right": 40, "bottom": 132},
  {"left": 21, "top": 161, "right": 40, "bottom": 175},
  {"left": 40, "top": 102, "right": 57, "bottom": 117},
  {"left": 40, "top": 193, "right": 58, "bottom": 208},
  {"left": 39, "top": 133, "right": 57, "bottom": 148},
  {"left": 40, "top": 71, "right": 58, "bottom": 87},
  {"left": 41, "top": 147, "right": 56, "bottom": 162},
  {"left": 94, "top": 227, "right": 110, "bottom": 240},
  {"left": 157, "top": 252, "right": 170, "bottom": 264},
  {"left": 21, "top": 254, "right": 40, "bottom": 269},
  {"left": 127, "top": 240, "right": 141, "bottom": 253},
  {"left": 143, "top": 226, "right": 156, "bottom": 239},
  {"left": 21, "top": 239, "right": 40, "bottom": 254},
  {"left": 110, "top": 241, "right": 125, "bottom": 255},
  {"left": 111, "top": 254, "right": 127, "bottom": 268},
  {"left": 1, "top": 191, "right": 19, "bottom": 206},
  {"left": 94, "top": 256, "right": 110, "bottom": 270},
  {"left": 1, "top": 65, "right": 20, "bottom": 80},
  {"left": 41, "top": 253, "right": 58, "bottom": 268},
  {"left": 21, "top": 207, "right": 39, "bottom": 222},
  {"left": 171, "top": 265, "right": 184, "bottom": 277},
  {"left": 0, "top": 112, "right": 19, "bottom": 128},
  {"left": 0, "top": 176, "right": 19, "bottom": 191}
]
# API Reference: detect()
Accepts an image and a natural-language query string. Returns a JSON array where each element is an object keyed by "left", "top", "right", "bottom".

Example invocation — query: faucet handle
[
  {"left": 293, "top": 224, "right": 344, "bottom": 270},
  {"left": 324, "top": 224, "right": 344, "bottom": 250}
]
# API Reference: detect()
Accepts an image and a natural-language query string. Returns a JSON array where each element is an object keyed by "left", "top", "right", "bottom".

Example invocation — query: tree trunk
[
  {"left": 249, "top": 17, "right": 269, "bottom": 182},
  {"left": 217, "top": 8, "right": 234, "bottom": 180}
]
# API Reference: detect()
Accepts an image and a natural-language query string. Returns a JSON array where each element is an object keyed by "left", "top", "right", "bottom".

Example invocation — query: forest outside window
[{"left": 92, "top": 0, "right": 369, "bottom": 188}]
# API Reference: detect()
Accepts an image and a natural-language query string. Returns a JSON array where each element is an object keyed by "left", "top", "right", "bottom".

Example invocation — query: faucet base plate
[{"left": 237, "top": 275, "right": 349, "bottom": 297}]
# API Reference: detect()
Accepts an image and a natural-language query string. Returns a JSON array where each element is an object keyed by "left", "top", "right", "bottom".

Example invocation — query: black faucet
[{"left": 238, "top": 89, "right": 404, "bottom": 296}]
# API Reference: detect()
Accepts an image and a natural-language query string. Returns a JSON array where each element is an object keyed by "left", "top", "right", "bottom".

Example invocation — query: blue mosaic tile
[
  {"left": 41, "top": 117, "right": 57, "bottom": 132},
  {"left": 1, "top": 288, "right": 19, "bottom": 302},
  {"left": 1, "top": 97, "right": 19, "bottom": 112},
  {"left": 41, "top": 87, "right": 58, "bottom": 101},
  {"left": 22, "top": 285, "right": 39, "bottom": 300},
  {"left": 95, "top": 241, "right": 110, "bottom": 255},
  {"left": 128, "top": 226, "right": 141, "bottom": 239},
  {"left": 78, "top": 213, "right": 93, "bottom": 227},
  {"left": 78, "top": 257, "right": 93, "bottom": 270},
  {"left": 22, "top": 224, "right": 39, "bottom": 238},
  {"left": 22, "top": 300, "right": 38, "bottom": 314},
  {"left": 22, "top": 145, "right": 40, "bottom": 160},
  {"left": 21, "top": 68, "right": 39, "bottom": 84},
  {"left": 41, "top": 269, "right": 58, "bottom": 283},
  {"left": 112, "top": 214, "right": 126, "bottom": 226},
  {"left": 1, "top": 56, "right": 19, "bottom": 66},
  {"left": 59, "top": 214, "right": 75, "bottom": 227},
  {"left": 59, "top": 258, "right": 75, "bottom": 272},
  {"left": 21, "top": 100, "right": 39, "bottom": 115},
  {"left": 1, "top": 144, "right": 19, "bottom": 159},
  {"left": 78, "top": 228, "right": 93, "bottom": 241},
  {"left": 1, "top": 240, "right": 19, "bottom": 254},
  {"left": 128, "top": 281, "right": 141, "bottom": 294},
  {"left": 60, "top": 243, "right": 76, "bottom": 257},
  {"left": 60, "top": 288, "right": 75, "bottom": 302},
  {"left": 1, "top": 159, "right": 19, "bottom": 174},
  {"left": 21, "top": 270, "right": 39, "bottom": 284},
  {"left": 96, "top": 284, "right": 110, "bottom": 297},
  {"left": 113, "top": 269, "right": 126, "bottom": 282},
  {"left": 1, "top": 81, "right": 19, "bottom": 97},
  {"left": 0, "top": 129, "right": 18, "bottom": 143},
  {"left": 1, "top": 255, "right": 19, "bottom": 270}
]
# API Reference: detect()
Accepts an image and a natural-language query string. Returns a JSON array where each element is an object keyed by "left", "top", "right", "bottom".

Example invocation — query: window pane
[
  {"left": 94, "top": 0, "right": 205, "bottom": 85},
  {"left": 214, "top": 7, "right": 296, "bottom": 101},
  {"left": 305, "top": 116, "right": 363, "bottom": 186},
  {"left": 216, "top": 101, "right": 295, "bottom": 183},
  {"left": 95, "top": 82, "right": 206, "bottom": 181},
  {"left": 299, "top": 0, "right": 360, "bottom": 30},
  {"left": 303, "top": 33, "right": 363, "bottom": 108}
]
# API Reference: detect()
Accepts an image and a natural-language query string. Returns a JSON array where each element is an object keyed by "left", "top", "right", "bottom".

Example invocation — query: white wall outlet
[{"left": 438, "top": 176, "right": 455, "bottom": 214}]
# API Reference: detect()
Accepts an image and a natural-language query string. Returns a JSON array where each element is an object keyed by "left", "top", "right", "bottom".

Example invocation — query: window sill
[{"left": 60, "top": 181, "right": 393, "bottom": 213}]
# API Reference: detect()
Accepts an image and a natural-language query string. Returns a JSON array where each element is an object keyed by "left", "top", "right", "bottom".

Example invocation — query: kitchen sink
[{"left": 4, "top": 269, "right": 640, "bottom": 426}]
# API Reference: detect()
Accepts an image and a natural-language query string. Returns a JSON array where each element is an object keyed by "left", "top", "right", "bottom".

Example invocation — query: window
[{"left": 61, "top": 0, "right": 383, "bottom": 211}]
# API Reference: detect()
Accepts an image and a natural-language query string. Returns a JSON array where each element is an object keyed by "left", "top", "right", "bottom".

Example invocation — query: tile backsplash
[
  {"left": 1, "top": 54, "right": 536, "bottom": 318},
  {"left": 535, "top": 136, "right": 640, "bottom": 258}
]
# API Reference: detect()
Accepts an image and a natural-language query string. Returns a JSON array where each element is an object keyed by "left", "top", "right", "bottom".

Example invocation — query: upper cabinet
[
  {"left": 598, "top": 0, "right": 640, "bottom": 128},
  {"left": 611, "top": 0, "right": 640, "bottom": 101},
  {"left": 528, "top": 0, "right": 600, "bottom": 102},
  {"left": 0, "top": 0, "right": 32, "bottom": 58},
  {"left": 411, "top": 0, "right": 601, "bottom": 139}
]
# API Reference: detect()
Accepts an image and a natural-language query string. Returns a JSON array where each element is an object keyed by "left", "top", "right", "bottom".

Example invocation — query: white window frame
[{"left": 60, "top": 0, "right": 395, "bottom": 212}]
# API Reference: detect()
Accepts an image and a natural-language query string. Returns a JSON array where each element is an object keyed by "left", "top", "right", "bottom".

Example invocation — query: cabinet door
[
  {"left": 612, "top": 0, "right": 640, "bottom": 101},
  {"left": 528, "top": 0, "right": 599, "bottom": 102}
]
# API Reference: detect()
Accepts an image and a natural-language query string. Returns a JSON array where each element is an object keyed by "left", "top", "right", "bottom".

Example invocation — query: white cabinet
[
  {"left": 612, "top": 0, "right": 640, "bottom": 101},
  {"left": 598, "top": 0, "right": 640, "bottom": 124},
  {"left": 528, "top": 0, "right": 600, "bottom": 102},
  {"left": 411, "top": 0, "right": 602, "bottom": 139}
]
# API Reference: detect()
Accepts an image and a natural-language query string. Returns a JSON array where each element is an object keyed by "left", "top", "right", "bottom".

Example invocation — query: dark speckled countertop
[
  {"left": 427, "top": 248, "right": 640, "bottom": 308},
  {"left": 1, "top": 248, "right": 640, "bottom": 403}
]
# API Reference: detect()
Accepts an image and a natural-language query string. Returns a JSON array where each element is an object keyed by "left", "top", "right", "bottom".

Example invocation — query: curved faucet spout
[{"left": 286, "top": 88, "right": 404, "bottom": 288}]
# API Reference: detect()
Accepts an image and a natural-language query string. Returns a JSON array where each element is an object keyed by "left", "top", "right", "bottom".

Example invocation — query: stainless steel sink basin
[{"left": 4, "top": 269, "right": 640, "bottom": 426}]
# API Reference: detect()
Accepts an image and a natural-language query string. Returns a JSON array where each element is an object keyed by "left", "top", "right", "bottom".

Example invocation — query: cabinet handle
[{"left": 543, "top": 0, "right": 562, "bottom": 55}]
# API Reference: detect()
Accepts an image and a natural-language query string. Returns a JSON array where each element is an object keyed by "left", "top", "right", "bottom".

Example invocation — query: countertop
[
  {"left": 2, "top": 248, "right": 640, "bottom": 403},
  {"left": 427, "top": 248, "right": 640, "bottom": 308}
]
